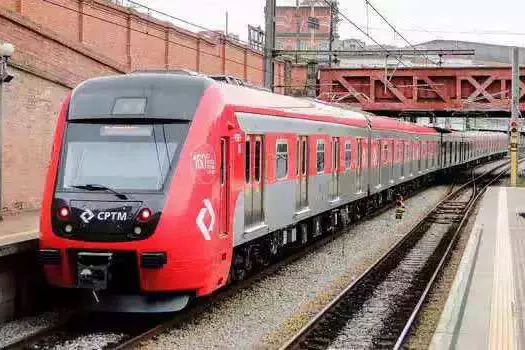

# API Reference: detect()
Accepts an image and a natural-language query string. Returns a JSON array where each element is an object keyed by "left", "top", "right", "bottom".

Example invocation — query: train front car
[{"left": 39, "top": 73, "right": 233, "bottom": 312}]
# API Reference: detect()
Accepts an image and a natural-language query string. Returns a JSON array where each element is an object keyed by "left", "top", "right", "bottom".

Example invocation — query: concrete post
[{"left": 264, "top": 0, "right": 276, "bottom": 91}]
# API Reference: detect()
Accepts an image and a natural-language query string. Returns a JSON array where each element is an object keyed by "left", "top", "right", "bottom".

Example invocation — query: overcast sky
[{"left": 140, "top": 0, "right": 525, "bottom": 48}]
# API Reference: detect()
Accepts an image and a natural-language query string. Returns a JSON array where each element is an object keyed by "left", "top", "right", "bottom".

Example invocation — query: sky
[{"left": 137, "top": 0, "right": 525, "bottom": 48}]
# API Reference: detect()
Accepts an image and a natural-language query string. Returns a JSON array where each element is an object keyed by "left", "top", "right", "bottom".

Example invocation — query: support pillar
[{"left": 306, "top": 60, "right": 318, "bottom": 98}]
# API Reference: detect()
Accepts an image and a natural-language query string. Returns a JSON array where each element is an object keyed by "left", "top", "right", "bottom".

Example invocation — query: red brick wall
[
  {"left": 276, "top": 6, "right": 331, "bottom": 34},
  {"left": 0, "top": 1, "right": 290, "bottom": 213},
  {"left": 11, "top": 0, "right": 278, "bottom": 83},
  {"left": 82, "top": 2, "right": 129, "bottom": 67},
  {"left": 275, "top": 5, "right": 331, "bottom": 50},
  {"left": 3, "top": 67, "right": 70, "bottom": 212},
  {"left": 291, "top": 64, "right": 308, "bottom": 95}
]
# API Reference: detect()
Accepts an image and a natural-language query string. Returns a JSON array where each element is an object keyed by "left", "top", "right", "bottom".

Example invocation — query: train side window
[
  {"left": 317, "top": 140, "right": 325, "bottom": 173},
  {"left": 245, "top": 139, "right": 251, "bottom": 184},
  {"left": 344, "top": 142, "right": 351, "bottom": 169},
  {"left": 276, "top": 141, "right": 288, "bottom": 180},
  {"left": 255, "top": 140, "right": 262, "bottom": 182},
  {"left": 383, "top": 143, "right": 389, "bottom": 165}
]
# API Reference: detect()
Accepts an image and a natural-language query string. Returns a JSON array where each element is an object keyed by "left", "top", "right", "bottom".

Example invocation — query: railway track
[
  {"left": 2, "top": 181, "right": 411, "bottom": 350},
  {"left": 279, "top": 160, "right": 516, "bottom": 350},
  {"left": 2, "top": 160, "right": 507, "bottom": 350}
]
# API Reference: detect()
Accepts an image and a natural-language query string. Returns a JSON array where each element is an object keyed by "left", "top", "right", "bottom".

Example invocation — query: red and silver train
[{"left": 39, "top": 72, "right": 507, "bottom": 312}]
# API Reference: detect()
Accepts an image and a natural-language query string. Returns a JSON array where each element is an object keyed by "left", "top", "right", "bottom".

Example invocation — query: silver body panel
[{"left": 232, "top": 112, "right": 507, "bottom": 247}]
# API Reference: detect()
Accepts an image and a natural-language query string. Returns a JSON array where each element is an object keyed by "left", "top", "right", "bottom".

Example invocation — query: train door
[
  {"left": 244, "top": 135, "right": 264, "bottom": 228},
  {"left": 331, "top": 137, "right": 340, "bottom": 199},
  {"left": 376, "top": 139, "right": 381, "bottom": 187},
  {"left": 407, "top": 142, "right": 413, "bottom": 175},
  {"left": 417, "top": 141, "right": 422, "bottom": 172},
  {"left": 390, "top": 140, "right": 395, "bottom": 183},
  {"left": 357, "top": 138, "right": 363, "bottom": 193},
  {"left": 296, "top": 136, "right": 308, "bottom": 211},
  {"left": 381, "top": 141, "right": 389, "bottom": 186},
  {"left": 220, "top": 138, "right": 230, "bottom": 236},
  {"left": 442, "top": 141, "right": 447, "bottom": 167},
  {"left": 400, "top": 141, "right": 405, "bottom": 178}
]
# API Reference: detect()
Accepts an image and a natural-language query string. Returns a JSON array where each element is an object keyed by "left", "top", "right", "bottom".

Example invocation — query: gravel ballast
[
  {"left": 0, "top": 311, "right": 60, "bottom": 348},
  {"left": 0, "top": 161, "right": 506, "bottom": 350},
  {"left": 140, "top": 184, "right": 450, "bottom": 350}
]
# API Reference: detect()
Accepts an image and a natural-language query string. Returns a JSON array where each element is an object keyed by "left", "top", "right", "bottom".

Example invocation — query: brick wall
[
  {"left": 0, "top": 0, "right": 294, "bottom": 213},
  {"left": 10, "top": 0, "right": 276, "bottom": 85},
  {"left": 3, "top": 67, "right": 70, "bottom": 212}
]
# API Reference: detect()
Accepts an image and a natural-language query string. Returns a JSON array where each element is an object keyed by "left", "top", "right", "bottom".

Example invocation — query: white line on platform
[{"left": 489, "top": 187, "right": 517, "bottom": 350}]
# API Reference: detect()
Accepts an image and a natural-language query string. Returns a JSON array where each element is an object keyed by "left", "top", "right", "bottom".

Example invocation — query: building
[
  {"left": 414, "top": 40, "right": 525, "bottom": 66},
  {"left": 275, "top": 0, "right": 337, "bottom": 56},
  {"left": 335, "top": 39, "right": 525, "bottom": 68}
]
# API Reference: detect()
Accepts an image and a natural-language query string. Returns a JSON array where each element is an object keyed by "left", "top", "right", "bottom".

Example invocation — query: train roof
[
  {"left": 69, "top": 72, "right": 437, "bottom": 135},
  {"left": 216, "top": 81, "right": 437, "bottom": 135}
]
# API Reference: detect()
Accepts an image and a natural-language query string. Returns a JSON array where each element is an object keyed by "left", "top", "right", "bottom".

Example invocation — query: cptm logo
[
  {"left": 196, "top": 199, "right": 215, "bottom": 241},
  {"left": 80, "top": 209, "right": 128, "bottom": 224}
]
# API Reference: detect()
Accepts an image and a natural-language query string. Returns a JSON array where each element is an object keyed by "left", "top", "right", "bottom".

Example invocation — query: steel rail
[
  {"left": 392, "top": 159, "right": 523, "bottom": 349},
  {"left": 5, "top": 159, "right": 507, "bottom": 350},
  {"left": 110, "top": 163, "right": 485, "bottom": 349},
  {"left": 279, "top": 159, "right": 513, "bottom": 350},
  {"left": 109, "top": 185, "right": 412, "bottom": 349}
]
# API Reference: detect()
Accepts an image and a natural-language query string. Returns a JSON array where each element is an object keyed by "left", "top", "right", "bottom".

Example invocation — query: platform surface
[
  {"left": 0, "top": 211, "right": 39, "bottom": 254},
  {"left": 431, "top": 187, "right": 525, "bottom": 350}
]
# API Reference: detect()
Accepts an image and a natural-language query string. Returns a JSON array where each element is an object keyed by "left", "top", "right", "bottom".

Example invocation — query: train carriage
[{"left": 38, "top": 72, "right": 508, "bottom": 312}]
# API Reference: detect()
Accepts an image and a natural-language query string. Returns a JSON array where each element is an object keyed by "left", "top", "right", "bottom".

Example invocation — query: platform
[
  {"left": 0, "top": 211, "right": 39, "bottom": 257},
  {"left": 431, "top": 187, "right": 525, "bottom": 350}
]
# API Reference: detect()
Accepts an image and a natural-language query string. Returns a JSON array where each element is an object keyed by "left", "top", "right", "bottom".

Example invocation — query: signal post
[
  {"left": 510, "top": 47, "right": 520, "bottom": 187},
  {"left": 510, "top": 120, "right": 519, "bottom": 187}
]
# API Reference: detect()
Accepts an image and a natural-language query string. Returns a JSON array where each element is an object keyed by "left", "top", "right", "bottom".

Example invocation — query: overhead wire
[
  {"left": 127, "top": 0, "right": 255, "bottom": 48},
  {"left": 319, "top": 0, "right": 409, "bottom": 67},
  {"left": 40, "top": 0, "right": 265, "bottom": 73},
  {"left": 363, "top": 0, "right": 439, "bottom": 65}
]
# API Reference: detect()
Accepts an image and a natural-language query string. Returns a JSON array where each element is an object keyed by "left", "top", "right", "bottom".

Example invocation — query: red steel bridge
[{"left": 318, "top": 67, "right": 525, "bottom": 117}]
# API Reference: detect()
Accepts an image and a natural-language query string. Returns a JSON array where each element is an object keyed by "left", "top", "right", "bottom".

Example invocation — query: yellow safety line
[{"left": 489, "top": 187, "right": 517, "bottom": 350}]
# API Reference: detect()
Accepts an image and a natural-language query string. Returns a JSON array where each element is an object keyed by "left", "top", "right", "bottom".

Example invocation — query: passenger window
[
  {"left": 255, "top": 140, "right": 262, "bottom": 182},
  {"left": 245, "top": 140, "right": 251, "bottom": 184},
  {"left": 317, "top": 140, "right": 325, "bottom": 173},
  {"left": 344, "top": 142, "right": 351, "bottom": 169},
  {"left": 276, "top": 141, "right": 288, "bottom": 180},
  {"left": 383, "top": 144, "right": 388, "bottom": 165}
]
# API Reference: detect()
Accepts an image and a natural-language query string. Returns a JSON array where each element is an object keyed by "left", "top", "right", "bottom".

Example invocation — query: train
[{"left": 38, "top": 72, "right": 508, "bottom": 312}]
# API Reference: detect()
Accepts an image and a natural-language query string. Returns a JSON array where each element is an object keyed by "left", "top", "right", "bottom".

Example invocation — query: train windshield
[{"left": 57, "top": 122, "right": 189, "bottom": 192}]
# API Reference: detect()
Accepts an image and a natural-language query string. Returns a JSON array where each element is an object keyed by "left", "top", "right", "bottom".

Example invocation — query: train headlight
[
  {"left": 64, "top": 224, "right": 73, "bottom": 233},
  {"left": 133, "top": 226, "right": 142, "bottom": 235},
  {"left": 137, "top": 208, "right": 152, "bottom": 222},
  {"left": 57, "top": 206, "right": 71, "bottom": 220}
]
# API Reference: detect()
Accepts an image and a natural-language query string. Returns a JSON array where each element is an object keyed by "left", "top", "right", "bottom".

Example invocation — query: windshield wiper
[{"left": 71, "top": 184, "right": 129, "bottom": 200}]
